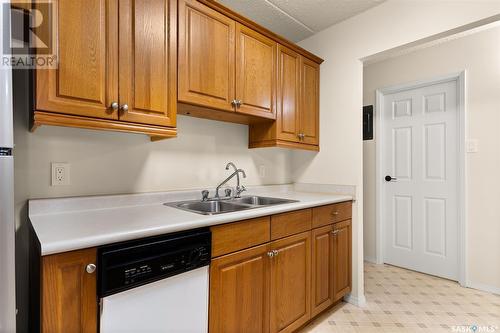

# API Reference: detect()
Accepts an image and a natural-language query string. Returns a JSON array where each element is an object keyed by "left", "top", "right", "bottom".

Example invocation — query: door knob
[
  {"left": 385, "top": 175, "right": 397, "bottom": 182},
  {"left": 86, "top": 263, "right": 96, "bottom": 274}
]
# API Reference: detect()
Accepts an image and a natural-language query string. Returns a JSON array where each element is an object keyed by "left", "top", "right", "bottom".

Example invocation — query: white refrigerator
[{"left": 0, "top": 0, "right": 16, "bottom": 331}]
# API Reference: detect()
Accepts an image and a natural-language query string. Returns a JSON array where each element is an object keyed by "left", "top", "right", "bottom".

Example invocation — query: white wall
[
  {"left": 363, "top": 25, "right": 500, "bottom": 293},
  {"left": 297, "top": 0, "right": 500, "bottom": 303}
]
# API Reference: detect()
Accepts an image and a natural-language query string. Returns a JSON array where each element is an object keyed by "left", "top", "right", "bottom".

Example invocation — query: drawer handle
[
  {"left": 331, "top": 230, "right": 339, "bottom": 236},
  {"left": 267, "top": 250, "right": 279, "bottom": 258},
  {"left": 331, "top": 211, "right": 339, "bottom": 216},
  {"left": 86, "top": 264, "right": 96, "bottom": 274}
]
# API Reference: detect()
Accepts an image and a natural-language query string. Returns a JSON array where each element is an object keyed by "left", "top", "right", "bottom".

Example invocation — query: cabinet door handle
[
  {"left": 86, "top": 263, "right": 97, "bottom": 274},
  {"left": 272, "top": 250, "right": 278, "bottom": 257},
  {"left": 110, "top": 102, "right": 119, "bottom": 111},
  {"left": 120, "top": 104, "right": 129, "bottom": 113},
  {"left": 231, "top": 100, "right": 238, "bottom": 107},
  {"left": 267, "top": 251, "right": 274, "bottom": 258},
  {"left": 331, "top": 211, "right": 339, "bottom": 216},
  {"left": 331, "top": 230, "right": 339, "bottom": 236}
]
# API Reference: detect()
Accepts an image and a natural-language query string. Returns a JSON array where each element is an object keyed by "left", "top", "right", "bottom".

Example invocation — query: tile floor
[{"left": 302, "top": 262, "right": 500, "bottom": 333}]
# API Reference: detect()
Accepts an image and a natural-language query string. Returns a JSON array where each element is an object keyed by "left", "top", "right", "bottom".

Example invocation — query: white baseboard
[
  {"left": 344, "top": 293, "right": 367, "bottom": 307},
  {"left": 466, "top": 281, "right": 500, "bottom": 295},
  {"left": 364, "top": 256, "right": 377, "bottom": 264}
]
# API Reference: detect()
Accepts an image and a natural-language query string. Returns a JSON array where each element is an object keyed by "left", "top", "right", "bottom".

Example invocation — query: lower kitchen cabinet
[
  {"left": 270, "top": 231, "right": 311, "bottom": 333},
  {"left": 333, "top": 219, "right": 352, "bottom": 300},
  {"left": 311, "top": 225, "right": 335, "bottom": 317},
  {"left": 34, "top": 202, "right": 351, "bottom": 333},
  {"left": 209, "top": 243, "right": 271, "bottom": 333},
  {"left": 42, "top": 248, "right": 97, "bottom": 333}
]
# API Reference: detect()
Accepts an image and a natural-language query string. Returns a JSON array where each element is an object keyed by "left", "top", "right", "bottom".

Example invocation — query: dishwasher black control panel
[{"left": 97, "top": 228, "right": 211, "bottom": 297}]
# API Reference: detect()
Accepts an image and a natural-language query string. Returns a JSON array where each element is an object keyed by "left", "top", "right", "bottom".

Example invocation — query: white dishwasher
[{"left": 97, "top": 228, "right": 211, "bottom": 333}]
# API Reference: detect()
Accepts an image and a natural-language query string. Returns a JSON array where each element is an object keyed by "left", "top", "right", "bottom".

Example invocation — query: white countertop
[{"left": 29, "top": 185, "right": 353, "bottom": 255}]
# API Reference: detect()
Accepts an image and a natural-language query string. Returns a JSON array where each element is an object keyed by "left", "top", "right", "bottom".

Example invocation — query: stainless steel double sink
[{"left": 164, "top": 196, "right": 298, "bottom": 215}]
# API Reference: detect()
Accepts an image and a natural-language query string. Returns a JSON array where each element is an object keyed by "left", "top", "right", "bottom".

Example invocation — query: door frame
[{"left": 374, "top": 71, "right": 467, "bottom": 286}]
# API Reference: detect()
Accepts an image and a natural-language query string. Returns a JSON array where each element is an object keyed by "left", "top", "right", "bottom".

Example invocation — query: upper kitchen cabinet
[
  {"left": 249, "top": 46, "right": 320, "bottom": 151},
  {"left": 32, "top": 0, "right": 177, "bottom": 141},
  {"left": 178, "top": 0, "right": 277, "bottom": 122},
  {"left": 178, "top": 0, "right": 236, "bottom": 112},
  {"left": 35, "top": 0, "right": 118, "bottom": 120},
  {"left": 235, "top": 23, "right": 276, "bottom": 119},
  {"left": 118, "top": 0, "right": 177, "bottom": 127},
  {"left": 299, "top": 57, "right": 320, "bottom": 146}
]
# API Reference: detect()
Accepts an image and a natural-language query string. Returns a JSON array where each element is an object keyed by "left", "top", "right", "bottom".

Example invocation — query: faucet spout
[{"left": 215, "top": 162, "right": 247, "bottom": 199}]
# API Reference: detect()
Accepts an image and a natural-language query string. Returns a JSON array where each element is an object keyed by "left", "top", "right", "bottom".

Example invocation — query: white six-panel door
[{"left": 382, "top": 80, "right": 458, "bottom": 280}]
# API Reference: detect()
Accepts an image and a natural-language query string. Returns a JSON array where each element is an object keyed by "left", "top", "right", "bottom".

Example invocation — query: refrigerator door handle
[{"left": 0, "top": 156, "right": 16, "bottom": 332}]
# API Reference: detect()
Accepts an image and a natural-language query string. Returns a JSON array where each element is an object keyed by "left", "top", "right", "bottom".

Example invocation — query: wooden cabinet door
[
  {"left": 210, "top": 244, "right": 271, "bottom": 333},
  {"left": 311, "top": 225, "right": 334, "bottom": 317},
  {"left": 42, "top": 248, "right": 97, "bottom": 333},
  {"left": 118, "top": 0, "right": 176, "bottom": 126},
  {"left": 178, "top": 0, "right": 235, "bottom": 112},
  {"left": 276, "top": 45, "right": 301, "bottom": 143},
  {"left": 36, "top": 0, "right": 118, "bottom": 119},
  {"left": 270, "top": 231, "right": 311, "bottom": 333},
  {"left": 333, "top": 220, "right": 352, "bottom": 300},
  {"left": 235, "top": 23, "right": 276, "bottom": 119},
  {"left": 300, "top": 57, "right": 320, "bottom": 145}
]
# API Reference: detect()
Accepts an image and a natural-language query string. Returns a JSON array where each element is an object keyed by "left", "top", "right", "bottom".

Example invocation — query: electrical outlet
[
  {"left": 51, "top": 163, "right": 70, "bottom": 186},
  {"left": 259, "top": 165, "right": 266, "bottom": 178},
  {"left": 466, "top": 139, "right": 479, "bottom": 153}
]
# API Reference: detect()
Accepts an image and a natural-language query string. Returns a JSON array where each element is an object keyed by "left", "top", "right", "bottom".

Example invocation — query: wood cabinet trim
[
  {"left": 249, "top": 139, "right": 319, "bottom": 151},
  {"left": 32, "top": 111, "right": 177, "bottom": 140},
  {"left": 196, "top": 0, "right": 323, "bottom": 65}
]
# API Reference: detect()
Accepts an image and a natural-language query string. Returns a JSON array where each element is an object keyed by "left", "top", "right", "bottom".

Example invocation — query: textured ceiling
[{"left": 217, "top": 0, "right": 386, "bottom": 42}]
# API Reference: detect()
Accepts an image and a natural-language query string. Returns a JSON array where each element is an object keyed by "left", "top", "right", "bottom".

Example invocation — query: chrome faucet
[{"left": 215, "top": 162, "right": 247, "bottom": 199}]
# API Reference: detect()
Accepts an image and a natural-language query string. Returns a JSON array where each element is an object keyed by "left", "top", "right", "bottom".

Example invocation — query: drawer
[
  {"left": 271, "top": 209, "right": 312, "bottom": 240},
  {"left": 210, "top": 217, "right": 270, "bottom": 257},
  {"left": 312, "top": 201, "right": 352, "bottom": 228}
]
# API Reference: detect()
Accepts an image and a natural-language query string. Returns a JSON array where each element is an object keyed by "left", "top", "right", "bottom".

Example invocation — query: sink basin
[
  {"left": 231, "top": 196, "right": 298, "bottom": 206},
  {"left": 165, "top": 200, "right": 251, "bottom": 215},
  {"left": 165, "top": 196, "right": 299, "bottom": 215}
]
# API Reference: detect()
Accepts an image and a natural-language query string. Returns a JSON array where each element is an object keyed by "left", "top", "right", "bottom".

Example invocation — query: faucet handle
[
  {"left": 225, "top": 188, "right": 232, "bottom": 198},
  {"left": 201, "top": 190, "right": 210, "bottom": 201},
  {"left": 235, "top": 185, "right": 247, "bottom": 198}
]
